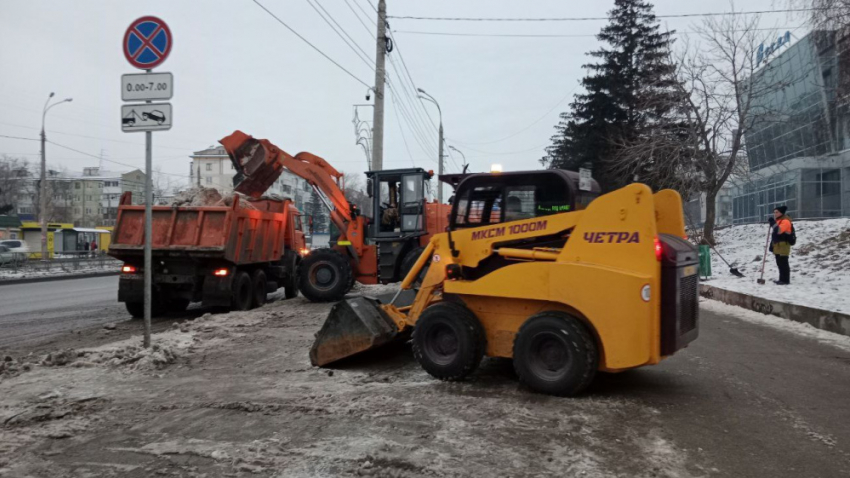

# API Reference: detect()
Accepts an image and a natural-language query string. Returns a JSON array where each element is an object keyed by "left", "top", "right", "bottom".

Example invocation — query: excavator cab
[{"left": 365, "top": 168, "right": 431, "bottom": 238}]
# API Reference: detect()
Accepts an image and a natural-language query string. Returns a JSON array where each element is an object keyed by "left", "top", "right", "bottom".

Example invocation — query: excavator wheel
[
  {"left": 412, "top": 301, "right": 486, "bottom": 381},
  {"left": 400, "top": 246, "right": 429, "bottom": 287},
  {"left": 298, "top": 248, "right": 353, "bottom": 302},
  {"left": 513, "top": 311, "right": 598, "bottom": 397}
]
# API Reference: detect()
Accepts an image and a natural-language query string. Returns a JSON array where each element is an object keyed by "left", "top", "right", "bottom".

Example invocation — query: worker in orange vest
[{"left": 769, "top": 205, "right": 794, "bottom": 285}]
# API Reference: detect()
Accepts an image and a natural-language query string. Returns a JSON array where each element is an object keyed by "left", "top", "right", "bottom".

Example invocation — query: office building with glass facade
[{"left": 729, "top": 30, "right": 850, "bottom": 224}]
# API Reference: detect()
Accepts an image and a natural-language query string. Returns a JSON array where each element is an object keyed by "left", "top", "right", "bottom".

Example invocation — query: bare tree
[
  {"left": 152, "top": 165, "right": 173, "bottom": 205},
  {"left": 613, "top": 8, "right": 798, "bottom": 244},
  {"left": 342, "top": 171, "right": 371, "bottom": 217},
  {"left": 0, "top": 156, "right": 29, "bottom": 215}
]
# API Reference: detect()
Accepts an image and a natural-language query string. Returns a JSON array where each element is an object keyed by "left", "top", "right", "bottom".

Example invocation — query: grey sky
[{"left": 0, "top": 0, "right": 799, "bottom": 187}]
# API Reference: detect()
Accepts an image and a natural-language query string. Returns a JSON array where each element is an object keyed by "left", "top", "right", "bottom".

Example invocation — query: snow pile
[
  {"left": 0, "top": 262, "right": 120, "bottom": 281},
  {"left": 704, "top": 218, "right": 850, "bottom": 314},
  {"left": 170, "top": 186, "right": 222, "bottom": 206}
]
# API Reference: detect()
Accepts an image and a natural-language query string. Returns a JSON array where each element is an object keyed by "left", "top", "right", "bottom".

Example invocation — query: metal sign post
[
  {"left": 122, "top": 16, "right": 173, "bottom": 348},
  {"left": 579, "top": 168, "right": 592, "bottom": 192}
]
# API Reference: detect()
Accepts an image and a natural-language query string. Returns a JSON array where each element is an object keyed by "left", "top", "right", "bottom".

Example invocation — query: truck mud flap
[{"left": 309, "top": 296, "right": 399, "bottom": 367}]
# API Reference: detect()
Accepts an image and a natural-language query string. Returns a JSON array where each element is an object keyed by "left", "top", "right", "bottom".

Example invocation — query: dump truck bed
[{"left": 109, "top": 192, "right": 295, "bottom": 265}]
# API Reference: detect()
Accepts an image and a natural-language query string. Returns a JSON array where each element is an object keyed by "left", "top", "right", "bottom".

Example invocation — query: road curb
[
  {"left": 0, "top": 271, "right": 120, "bottom": 287},
  {"left": 699, "top": 284, "right": 850, "bottom": 338}
]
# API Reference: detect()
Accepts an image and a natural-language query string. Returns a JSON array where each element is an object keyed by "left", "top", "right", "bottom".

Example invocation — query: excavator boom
[{"left": 219, "top": 130, "right": 354, "bottom": 224}]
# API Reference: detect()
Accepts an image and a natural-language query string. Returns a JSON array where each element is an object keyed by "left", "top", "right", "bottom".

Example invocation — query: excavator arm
[{"left": 219, "top": 131, "right": 362, "bottom": 248}]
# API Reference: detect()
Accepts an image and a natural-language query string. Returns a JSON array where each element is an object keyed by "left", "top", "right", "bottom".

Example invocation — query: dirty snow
[
  {"left": 704, "top": 218, "right": 850, "bottom": 314},
  {"left": 167, "top": 186, "right": 258, "bottom": 210},
  {"left": 701, "top": 298, "right": 850, "bottom": 353},
  {"left": 0, "top": 285, "right": 700, "bottom": 477},
  {"left": 0, "top": 262, "right": 120, "bottom": 282}
]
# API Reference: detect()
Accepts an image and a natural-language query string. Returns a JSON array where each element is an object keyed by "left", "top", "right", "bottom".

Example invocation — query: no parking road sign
[{"left": 123, "top": 16, "right": 172, "bottom": 70}]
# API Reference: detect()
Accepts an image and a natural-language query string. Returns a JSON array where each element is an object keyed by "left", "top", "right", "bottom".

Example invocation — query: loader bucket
[{"left": 310, "top": 296, "right": 399, "bottom": 367}]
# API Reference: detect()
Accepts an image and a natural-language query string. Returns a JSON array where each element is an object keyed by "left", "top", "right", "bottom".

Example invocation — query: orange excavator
[{"left": 219, "top": 130, "right": 452, "bottom": 302}]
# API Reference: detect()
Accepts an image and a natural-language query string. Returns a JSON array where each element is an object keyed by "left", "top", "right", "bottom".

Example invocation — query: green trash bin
[{"left": 698, "top": 245, "right": 711, "bottom": 277}]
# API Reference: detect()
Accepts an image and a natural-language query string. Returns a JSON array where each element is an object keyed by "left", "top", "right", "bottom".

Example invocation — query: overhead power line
[
  {"left": 47, "top": 140, "right": 192, "bottom": 179},
  {"left": 251, "top": 0, "right": 373, "bottom": 89},
  {"left": 306, "top": 0, "right": 374, "bottom": 71},
  {"left": 450, "top": 81, "right": 580, "bottom": 146},
  {"left": 387, "top": 8, "right": 827, "bottom": 22},
  {"left": 0, "top": 134, "right": 39, "bottom": 142},
  {"left": 395, "top": 26, "right": 803, "bottom": 39},
  {"left": 343, "top": 0, "right": 376, "bottom": 38}
]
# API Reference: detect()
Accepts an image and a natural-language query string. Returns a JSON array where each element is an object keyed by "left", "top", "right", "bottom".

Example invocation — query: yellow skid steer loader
[{"left": 311, "top": 171, "right": 699, "bottom": 396}]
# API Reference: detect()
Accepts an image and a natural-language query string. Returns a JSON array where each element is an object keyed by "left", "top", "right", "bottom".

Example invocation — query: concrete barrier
[{"left": 700, "top": 284, "right": 850, "bottom": 338}]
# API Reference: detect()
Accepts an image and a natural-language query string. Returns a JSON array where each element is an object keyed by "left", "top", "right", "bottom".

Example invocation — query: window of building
[
  {"left": 75, "top": 183, "right": 80, "bottom": 189},
  {"left": 206, "top": 163, "right": 212, "bottom": 171},
  {"left": 206, "top": 177, "right": 212, "bottom": 185}
]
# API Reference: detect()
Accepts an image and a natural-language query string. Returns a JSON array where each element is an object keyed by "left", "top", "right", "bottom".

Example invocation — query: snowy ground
[{"left": 704, "top": 218, "right": 850, "bottom": 315}]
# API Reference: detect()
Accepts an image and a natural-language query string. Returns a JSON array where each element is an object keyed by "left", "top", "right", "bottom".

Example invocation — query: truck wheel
[
  {"left": 283, "top": 252, "right": 299, "bottom": 299},
  {"left": 298, "top": 248, "right": 353, "bottom": 302},
  {"left": 400, "top": 247, "right": 429, "bottom": 287},
  {"left": 166, "top": 298, "right": 191, "bottom": 313},
  {"left": 251, "top": 270, "right": 267, "bottom": 308},
  {"left": 125, "top": 301, "right": 144, "bottom": 319},
  {"left": 231, "top": 271, "right": 253, "bottom": 311},
  {"left": 412, "top": 301, "right": 486, "bottom": 381},
  {"left": 125, "top": 299, "right": 167, "bottom": 319},
  {"left": 513, "top": 312, "right": 598, "bottom": 397}
]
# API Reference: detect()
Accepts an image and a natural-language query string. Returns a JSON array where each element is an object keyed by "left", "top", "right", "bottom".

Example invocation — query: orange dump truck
[{"left": 108, "top": 191, "right": 306, "bottom": 317}]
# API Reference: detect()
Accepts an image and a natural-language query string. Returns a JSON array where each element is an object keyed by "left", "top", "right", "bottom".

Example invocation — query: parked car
[
  {"left": 0, "top": 245, "right": 15, "bottom": 265},
  {"left": 0, "top": 240, "right": 29, "bottom": 261}
]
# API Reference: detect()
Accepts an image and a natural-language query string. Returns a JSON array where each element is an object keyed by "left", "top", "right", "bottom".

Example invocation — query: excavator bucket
[
  {"left": 219, "top": 130, "right": 286, "bottom": 199},
  {"left": 309, "top": 296, "right": 400, "bottom": 367}
]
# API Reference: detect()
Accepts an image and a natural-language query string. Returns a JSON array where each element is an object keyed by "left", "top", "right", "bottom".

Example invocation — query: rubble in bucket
[{"left": 167, "top": 186, "right": 257, "bottom": 211}]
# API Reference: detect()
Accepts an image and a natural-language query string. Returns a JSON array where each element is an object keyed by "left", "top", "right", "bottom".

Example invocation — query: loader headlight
[{"left": 641, "top": 284, "right": 651, "bottom": 302}]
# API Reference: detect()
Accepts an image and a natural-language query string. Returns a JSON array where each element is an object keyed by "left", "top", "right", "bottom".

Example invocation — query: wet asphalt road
[
  {"left": 1, "top": 276, "right": 849, "bottom": 476},
  {"left": 0, "top": 275, "right": 126, "bottom": 349}
]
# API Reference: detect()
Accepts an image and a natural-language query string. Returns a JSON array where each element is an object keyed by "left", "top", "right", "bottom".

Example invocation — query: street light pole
[
  {"left": 449, "top": 146, "right": 467, "bottom": 173},
  {"left": 40, "top": 92, "right": 72, "bottom": 260},
  {"left": 417, "top": 88, "right": 444, "bottom": 203}
]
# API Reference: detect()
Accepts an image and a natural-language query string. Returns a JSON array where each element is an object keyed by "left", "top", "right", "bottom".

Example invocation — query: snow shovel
[
  {"left": 707, "top": 243, "right": 744, "bottom": 278},
  {"left": 756, "top": 225, "right": 772, "bottom": 285}
]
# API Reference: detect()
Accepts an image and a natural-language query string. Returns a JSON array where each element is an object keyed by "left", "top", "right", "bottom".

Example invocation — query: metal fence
[{"left": 0, "top": 253, "right": 120, "bottom": 275}]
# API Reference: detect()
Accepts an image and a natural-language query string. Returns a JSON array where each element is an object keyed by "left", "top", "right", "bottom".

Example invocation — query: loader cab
[
  {"left": 365, "top": 168, "right": 432, "bottom": 240},
  {"left": 449, "top": 169, "right": 600, "bottom": 230}
]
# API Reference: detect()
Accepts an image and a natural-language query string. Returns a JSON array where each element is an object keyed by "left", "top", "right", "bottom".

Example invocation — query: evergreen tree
[
  {"left": 542, "top": 0, "right": 684, "bottom": 192},
  {"left": 307, "top": 188, "right": 329, "bottom": 234}
]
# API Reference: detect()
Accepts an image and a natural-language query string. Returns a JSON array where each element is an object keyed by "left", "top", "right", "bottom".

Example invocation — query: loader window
[{"left": 451, "top": 172, "right": 576, "bottom": 229}]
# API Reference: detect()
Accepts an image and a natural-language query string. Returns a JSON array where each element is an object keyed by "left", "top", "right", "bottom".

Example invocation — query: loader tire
[
  {"left": 251, "top": 269, "right": 267, "bottom": 308},
  {"left": 298, "top": 248, "right": 353, "bottom": 302},
  {"left": 513, "top": 312, "right": 598, "bottom": 397},
  {"left": 400, "top": 247, "right": 429, "bottom": 287},
  {"left": 231, "top": 271, "right": 253, "bottom": 311},
  {"left": 413, "top": 302, "right": 486, "bottom": 381}
]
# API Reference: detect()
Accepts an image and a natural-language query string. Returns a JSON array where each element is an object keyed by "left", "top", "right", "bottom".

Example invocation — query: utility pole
[
  {"left": 371, "top": 0, "right": 387, "bottom": 171},
  {"left": 40, "top": 92, "right": 72, "bottom": 260},
  {"left": 417, "top": 89, "right": 444, "bottom": 203}
]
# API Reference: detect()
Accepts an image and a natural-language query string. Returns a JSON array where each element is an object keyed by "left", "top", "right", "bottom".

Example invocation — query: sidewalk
[{"left": 700, "top": 283, "right": 850, "bottom": 338}]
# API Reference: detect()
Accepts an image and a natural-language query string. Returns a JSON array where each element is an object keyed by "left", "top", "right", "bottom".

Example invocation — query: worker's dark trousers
[{"left": 775, "top": 254, "right": 790, "bottom": 283}]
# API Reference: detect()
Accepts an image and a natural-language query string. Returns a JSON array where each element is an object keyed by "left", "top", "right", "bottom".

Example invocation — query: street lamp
[
  {"left": 448, "top": 145, "right": 468, "bottom": 173},
  {"left": 417, "top": 88, "right": 444, "bottom": 202},
  {"left": 40, "top": 92, "right": 72, "bottom": 260}
]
